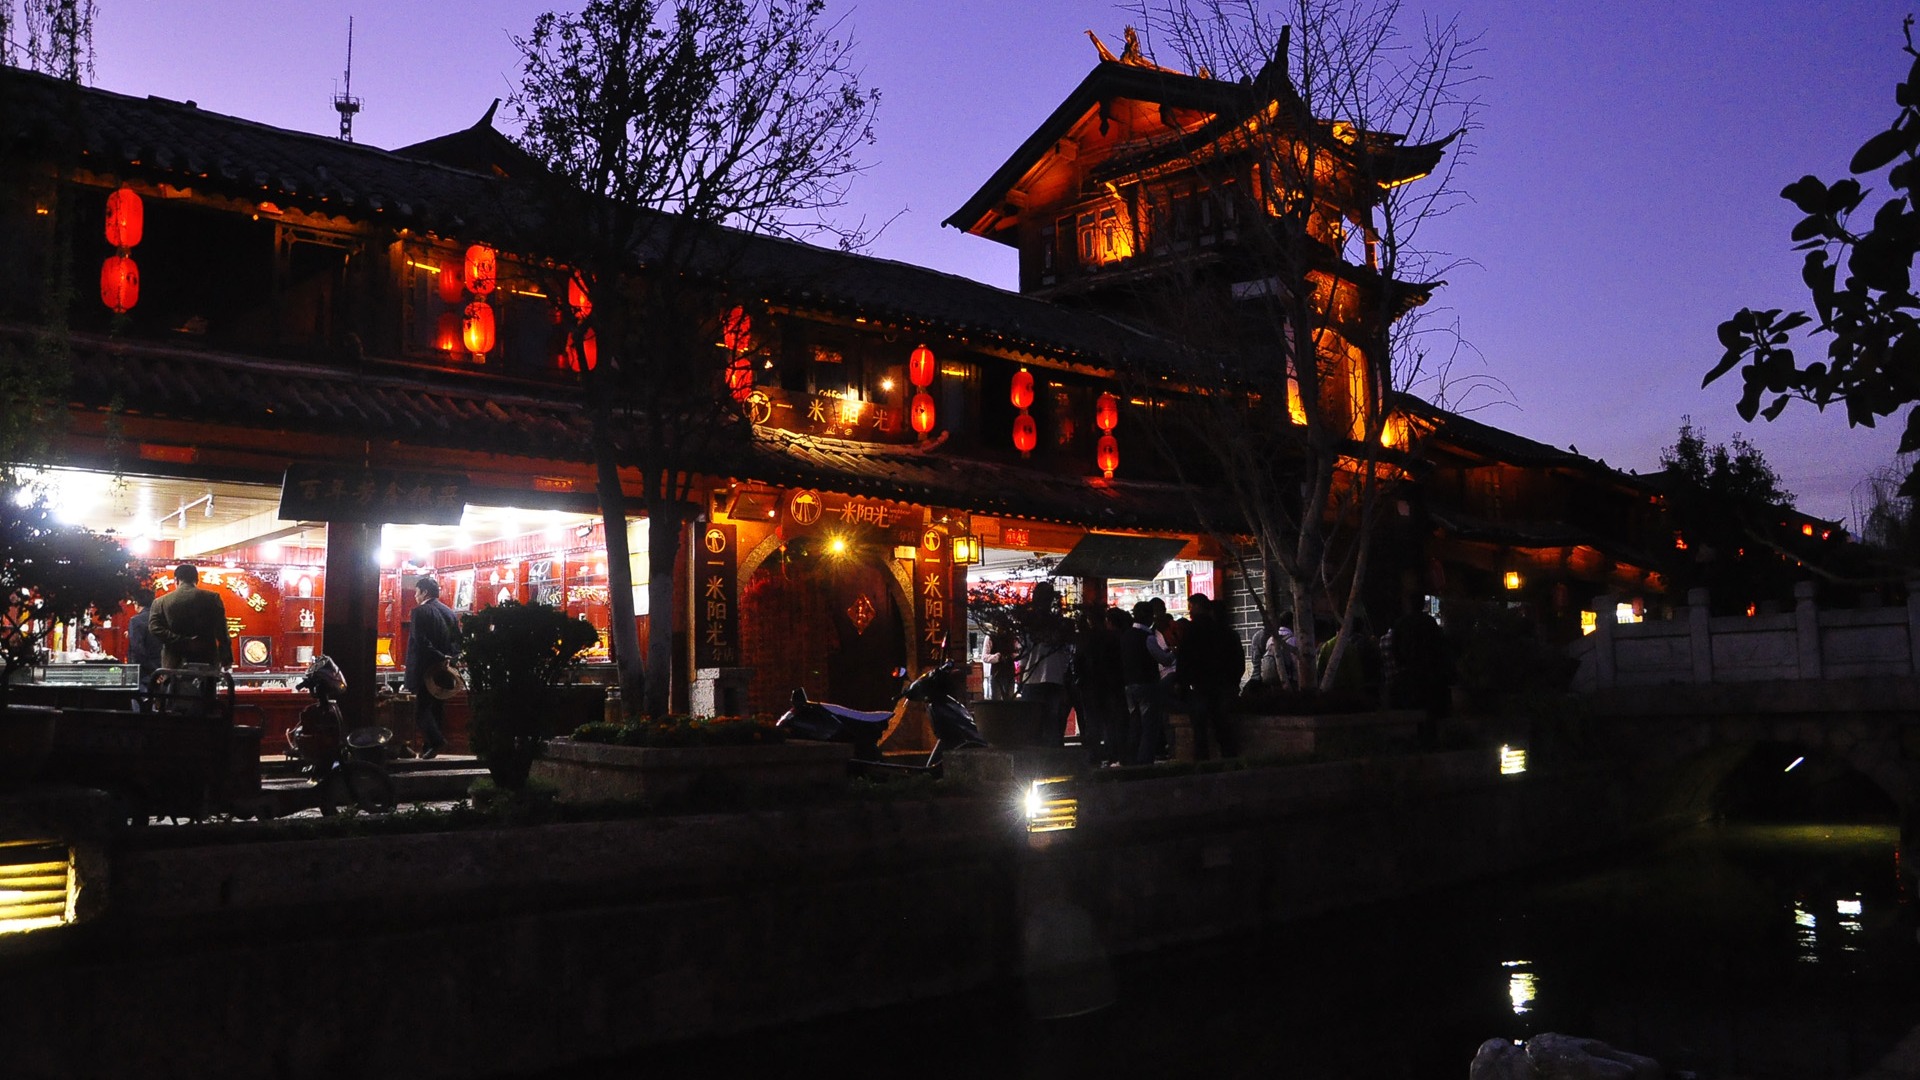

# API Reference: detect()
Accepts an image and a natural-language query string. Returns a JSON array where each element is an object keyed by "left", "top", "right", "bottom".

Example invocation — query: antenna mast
[{"left": 332, "top": 17, "right": 362, "bottom": 142}]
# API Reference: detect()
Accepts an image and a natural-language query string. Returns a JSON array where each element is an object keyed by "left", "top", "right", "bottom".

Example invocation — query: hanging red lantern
[
  {"left": 726, "top": 354, "right": 753, "bottom": 399},
  {"left": 567, "top": 273, "right": 592, "bottom": 320},
  {"left": 1013, "top": 412, "right": 1037, "bottom": 455},
  {"left": 100, "top": 254, "right": 139, "bottom": 313},
  {"left": 434, "top": 312, "right": 461, "bottom": 354},
  {"left": 437, "top": 263, "right": 465, "bottom": 305},
  {"left": 722, "top": 306, "right": 752, "bottom": 354},
  {"left": 909, "top": 344, "right": 936, "bottom": 388},
  {"left": 463, "top": 243, "right": 497, "bottom": 296},
  {"left": 1010, "top": 367, "right": 1035, "bottom": 411},
  {"left": 1096, "top": 434, "right": 1120, "bottom": 478},
  {"left": 910, "top": 391, "right": 936, "bottom": 435},
  {"left": 1095, "top": 392, "right": 1119, "bottom": 432},
  {"left": 564, "top": 329, "right": 598, "bottom": 372},
  {"left": 462, "top": 300, "right": 495, "bottom": 355},
  {"left": 104, "top": 186, "right": 143, "bottom": 249}
]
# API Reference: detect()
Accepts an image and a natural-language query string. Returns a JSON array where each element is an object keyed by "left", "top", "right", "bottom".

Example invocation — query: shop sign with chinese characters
[
  {"left": 915, "top": 526, "right": 951, "bottom": 664},
  {"left": 782, "top": 489, "right": 913, "bottom": 535},
  {"left": 695, "top": 523, "right": 739, "bottom": 667},
  {"left": 279, "top": 465, "right": 469, "bottom": 525}
]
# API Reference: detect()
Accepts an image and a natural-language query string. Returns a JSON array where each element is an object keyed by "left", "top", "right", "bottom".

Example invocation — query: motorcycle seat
[{"left": 820, "top": 703, "right": 895, "bottom": 724}]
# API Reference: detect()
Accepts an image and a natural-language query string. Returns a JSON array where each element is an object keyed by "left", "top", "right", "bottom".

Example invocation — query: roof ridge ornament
[{"left": 1085, "top": 27, "right": 1201, "bottom": 77}]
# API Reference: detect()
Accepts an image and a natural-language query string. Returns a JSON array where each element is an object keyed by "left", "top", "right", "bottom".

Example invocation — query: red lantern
[
  {"left": 437, "top": 263, "right": 465, "bottom": 305},
  {"left": 1010, "top": 368, "right": 1035, "bottom": 411},
  {"left": 727, "top": 354, "right": 753, "bottom": 399},
  {"left": 435, "top": 312, "right": 461, "bottom": 354},
  {"left": 100, "top": 254, "right": 139, "bottom": 313},
  {"left": 1013, "top": 412, "right": 1037, "bottom": 455},
  {"left": 568, "top": 273, "right": 592, "bottom": 320},
  {"left": 104, "top": 186, "right": 143, "bottom": 249},
  {"left": 722, "top": 306, "right": 752, "bottom": 354},
  {"left": 565, "top": 329, "right": 598, "bottom": 372},
  {"left": 909, "top": 344, "right": 936, "bottom": 388},
  {"left": 1095, "top": 392, "right": 1119, "bottom": 432},
  {"left": 910, "top": 391, "right": 936, "bottom": 435},
  {"left": 1096, "top": 434, "right": 1120, "bottom": 478},
  {"left": 463, "top": 243, "right": 497, "bottom": 296},
  {"left": 462, "top": 300, "right": 495, "bottom": 355}
]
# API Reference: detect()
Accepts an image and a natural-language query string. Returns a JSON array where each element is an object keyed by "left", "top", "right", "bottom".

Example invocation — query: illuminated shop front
[{"left": 18, "top": 467, "right": 628, "bottom": 686}]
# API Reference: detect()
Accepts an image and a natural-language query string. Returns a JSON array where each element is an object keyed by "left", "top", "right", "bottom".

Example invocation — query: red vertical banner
[
  {"left": 695, "top": 523, "right": 739, "bottom": 667},
  {"left": 915, "top": 525, "right": 951, "bottom": 665}
]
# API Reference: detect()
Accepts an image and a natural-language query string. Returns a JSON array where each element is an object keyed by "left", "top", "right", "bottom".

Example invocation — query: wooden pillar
[{"left": 322, "top": 521, "right": 380, "bottom": 727}]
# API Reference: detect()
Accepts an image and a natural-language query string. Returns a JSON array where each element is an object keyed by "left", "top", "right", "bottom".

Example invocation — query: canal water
[{"left": 562, "top": 822, "right": 1920, "bottom": 1079}]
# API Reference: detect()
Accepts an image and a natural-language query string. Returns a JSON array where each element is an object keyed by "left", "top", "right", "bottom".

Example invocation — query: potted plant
[
  {"left": 0, "top": 481, "right": 143, "bottom": 785},
  {"left": 457, "top": 600, "right": 599, "bottom": 788}
]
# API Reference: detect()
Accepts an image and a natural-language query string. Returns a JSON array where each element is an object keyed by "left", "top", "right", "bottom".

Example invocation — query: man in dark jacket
[
  {"left": 1177, "top": 593, "right": 1244, "bottom": 759},
  {"left": 149, "top": 565, "right": 232, "bottom": 670},
  {"left": 1119, "top": 601, "right": 1170, "bottom": 765},
  {"left": 406, "top": 576, "right": 461, "bottom": 758}
]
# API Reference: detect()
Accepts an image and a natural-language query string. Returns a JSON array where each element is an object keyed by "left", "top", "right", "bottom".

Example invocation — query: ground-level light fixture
[
  {"left": 1503, "top": 570, "right": 1523, "bottom": 591},
  {"left": 1499, "top": 744, "right": 1528, "bottom": 775}
]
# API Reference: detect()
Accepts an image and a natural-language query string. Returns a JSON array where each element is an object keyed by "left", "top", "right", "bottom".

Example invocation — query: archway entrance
[{"left": 742, "top": 538, "right": 906, "bottom": 713}]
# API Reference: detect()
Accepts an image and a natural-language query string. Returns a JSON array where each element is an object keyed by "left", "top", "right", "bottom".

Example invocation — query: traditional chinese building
[{"left": 0, "top": 40, "right": 1693, "bottom": 742}]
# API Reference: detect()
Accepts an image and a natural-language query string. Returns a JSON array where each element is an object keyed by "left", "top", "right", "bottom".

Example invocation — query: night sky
[{"left": 82, "top": 0, "right": 1916, "bottom": 522}]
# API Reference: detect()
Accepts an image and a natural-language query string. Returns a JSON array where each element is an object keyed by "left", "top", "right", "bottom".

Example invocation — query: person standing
[
  {"left": 125, "top": 587, "right": 161, "bottom": 692},
  {"left": 148, "top": 564, "right": 232, "bottom": 670},
  {"left": 1119, "top": 601, "right": 1170, "bottom": 765},
  {"left": 406, "top": 576, "right": 461, "bottom": 759},
  {"left": 1016, "top": 581, "right": 1073, "bottom": 746},
  {"left": 983, "top": 628, "right": 1017, "bottom": 701},
  {"left": 1177, "top": 594, "right": 1244, "bottom": 760},
  {"left": 1071, "top": 606, "right": 1125, "bottom": 766}
]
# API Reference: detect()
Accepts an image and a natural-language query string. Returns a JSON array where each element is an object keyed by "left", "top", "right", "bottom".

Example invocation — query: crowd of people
[{"left": 985, "top": 584, "right": 1454, "bottom": 765}]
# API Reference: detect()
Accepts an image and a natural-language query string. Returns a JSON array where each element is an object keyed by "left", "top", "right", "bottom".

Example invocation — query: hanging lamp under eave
[
  {"left": 100, "top": 254, "right": 139, "bottom": 313},
  {"left": 104, "top": 186, "right": 143, "bottom": 249}
]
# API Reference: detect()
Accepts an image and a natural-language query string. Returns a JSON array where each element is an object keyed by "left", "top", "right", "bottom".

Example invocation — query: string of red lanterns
[
  {"left": 450, "top": 242, "right": 497, "bottom": 361},
  {"left": 100, "top": 186, "right": 143, "bottom": 314},
  {"left": 909, "top": 343, "right": 937, "bottom": 437},
  {"left": 1011, "top": 367, "right": 1036, "bottom": 456},
  {"left": 723, "top": 306, "right": 754, "bottom": 400},
  {"left": 1095, "top": 391, "right": 1119, "bottom": 478}
]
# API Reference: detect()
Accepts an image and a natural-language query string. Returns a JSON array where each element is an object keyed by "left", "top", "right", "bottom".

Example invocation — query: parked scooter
[
  {"left": 286, "top": 655, "right": 398, "bottom": 815},
  {"left": 778, "top": 659, "right": 989, "bottom": 773}
]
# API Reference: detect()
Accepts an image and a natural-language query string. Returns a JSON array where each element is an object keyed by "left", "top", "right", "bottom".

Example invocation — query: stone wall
[
  {"left": 0, "top": 752, "right": 1653, "bottom": 1080},
  {"left": 1572, "top": 582, "right": 1920, "bottom": 691}
]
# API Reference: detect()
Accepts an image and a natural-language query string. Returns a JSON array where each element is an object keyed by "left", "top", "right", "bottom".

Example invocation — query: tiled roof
[
  {"left": 0, "top": 66, "right": 1181, "bottom": 371},
  {"left": 36, "top": 328, "right": 1194, "bottom": 526}
]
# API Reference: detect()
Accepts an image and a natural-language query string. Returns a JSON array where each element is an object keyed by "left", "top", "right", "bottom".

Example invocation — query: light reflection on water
[{"left": 550, "top": 823, "right": 1919, "bottom": 1080}]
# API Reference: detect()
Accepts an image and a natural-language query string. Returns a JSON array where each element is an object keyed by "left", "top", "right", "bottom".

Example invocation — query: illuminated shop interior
[{"left": 16, "top": 467, "right": 622, "bottom": 682}]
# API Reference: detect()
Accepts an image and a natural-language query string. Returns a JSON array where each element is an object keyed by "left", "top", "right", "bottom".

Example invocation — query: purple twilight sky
[{"left": 84, "top": 0, "right": 1915, "bottom": 523}]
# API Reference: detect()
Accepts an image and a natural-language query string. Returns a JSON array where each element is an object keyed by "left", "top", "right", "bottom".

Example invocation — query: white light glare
[{"left": 1785, "top": 756, "right": 1805, "bottom": 773}]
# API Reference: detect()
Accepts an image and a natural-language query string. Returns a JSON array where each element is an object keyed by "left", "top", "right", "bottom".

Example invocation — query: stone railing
[{"left": 1570, "top": 582, "right": 1920, "bottom": 691}]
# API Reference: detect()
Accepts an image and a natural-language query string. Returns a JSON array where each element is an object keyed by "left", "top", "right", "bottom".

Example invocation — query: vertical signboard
[
  {"left": 915, "top": 525, "right": 951, "bottom": 665},
  {"left": 695, "top": 523, "right": 739, "bottom": 667}
]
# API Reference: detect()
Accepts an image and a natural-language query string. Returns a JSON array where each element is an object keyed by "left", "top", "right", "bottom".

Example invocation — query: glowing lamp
[
  {"left": 1010, "top": 368, "right": 1034, "bottom": 411},
  {"left": 462, "top": 300, "right": 495, "bottom": 355},
  {"left": 100, "top": 254, "right": 139, "bottom": 313},
  {"left": 565, "top": 329, "right": 597, "bottom": 372},
  {"left": 1096, "top": 434, "right": 1119, "bottom": 477},
  {"left": 1013, "top": 412, "right": 1037, "bottom": 455},
  {"left": 434, "top": 311, "right": 462, "bottom": 354},
  {"left": 436, "top": 263, "right": 464, "bottom": 305},
  {"left": 951, "top": 535, "right": 981, "bottom": 564},
  {"left": 1503, "top": 570, "right": 1523, "bottom": 591},
  {"left": 910, "top": 391, "right": 936, "bottom": 435},
  {"left": 463, "top": 243, "right": 497, "bottom": 296},
  {"left": 727, "top": 354, "right": 753, "bottom": 399},
  {"left": 1095, "top": 391, "right": 1119, "bottom": 432},
  {"left": 104, "top": 186, "right": 143, "bottom": 249},
  {"left": 909, "top": 344, "right": 936, "bottom": 388},
  {"left": 722, "top": 306, "right": 752, "bottom": 354},
  {"left": 568, "top": 273, "right": 591, "bottom": 320}
]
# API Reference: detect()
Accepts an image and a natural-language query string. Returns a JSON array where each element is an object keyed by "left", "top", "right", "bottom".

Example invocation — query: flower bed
[{"left": 530, "top": 733, "right": 850, "bottom": 806}]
